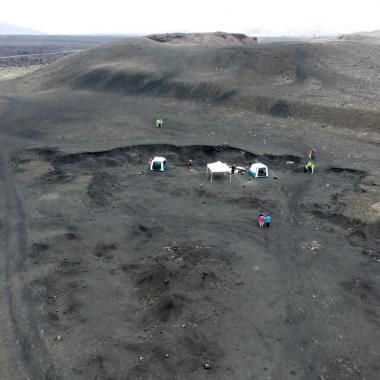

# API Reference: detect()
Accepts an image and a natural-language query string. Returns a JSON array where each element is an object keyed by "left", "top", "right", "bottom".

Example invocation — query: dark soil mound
[
  {"left": 147, "top": 32, "right": 258, "bottom": 46},
  {"left": 33, "top": 143, "right": 302, "bottom": 172},
  {"left": 19, "top": 35, "right": 380, "bottom": 130}
]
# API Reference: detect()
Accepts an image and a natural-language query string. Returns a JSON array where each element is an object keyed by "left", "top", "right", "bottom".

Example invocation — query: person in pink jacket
[{"left": 258, "top": 214, "right": 266, "bottom": 228}]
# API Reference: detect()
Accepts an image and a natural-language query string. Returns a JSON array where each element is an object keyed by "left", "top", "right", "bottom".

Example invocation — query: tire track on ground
[
  {"left": 271, "top": 176, "right": 331, "bottom": 378},
  {"left": 0, "top": 149, "right": 61, "bottom": 379},
  {"left": 257, "top": 177, "right": 316, "bottom": 378}
]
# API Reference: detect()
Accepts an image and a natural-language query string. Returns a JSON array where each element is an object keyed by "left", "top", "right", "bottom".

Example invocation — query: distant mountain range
[
  {"left": 0, "top": 22, "right": 44, "bottom": 35},
  {"left": 340, "top": 29, "right": 380, "bottom": 42},
  {"left": 355, "top": 30, "right": 380, "bottom": 38}
]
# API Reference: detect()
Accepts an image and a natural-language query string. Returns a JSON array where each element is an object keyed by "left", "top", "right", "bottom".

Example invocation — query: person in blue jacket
[{"left": 265, "top": 214, "right": 272, "bottom": 227}]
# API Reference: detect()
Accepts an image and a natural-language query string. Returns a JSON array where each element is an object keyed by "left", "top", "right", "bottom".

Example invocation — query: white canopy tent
[{"left": 206, "top": 161, "right": 232, "bottom": 183}]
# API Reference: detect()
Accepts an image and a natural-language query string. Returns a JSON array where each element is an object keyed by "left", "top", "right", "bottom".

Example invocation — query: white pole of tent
[{"left": 230, "top": 172, "right": 231, "bottom": 183}]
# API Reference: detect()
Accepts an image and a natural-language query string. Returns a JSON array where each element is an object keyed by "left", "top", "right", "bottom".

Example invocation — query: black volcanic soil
[{"left": 0, "top": 34, "right": 379, "bottom": 380}]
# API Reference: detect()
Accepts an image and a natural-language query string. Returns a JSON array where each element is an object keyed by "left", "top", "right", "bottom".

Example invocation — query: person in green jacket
[{"left": 304, "top": 161, "right": 315, "bottom": 174}]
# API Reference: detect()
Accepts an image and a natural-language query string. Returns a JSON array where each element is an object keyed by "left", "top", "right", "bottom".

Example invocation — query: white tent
[
  {"left": 248, "top": 163, "right": 269, "bottom": 178},
  {"left": 206, "top": 161, "right": 232, "bottom": 182},
  {"left": 150, "top": 156, "right": 167, "bottom": 172}
]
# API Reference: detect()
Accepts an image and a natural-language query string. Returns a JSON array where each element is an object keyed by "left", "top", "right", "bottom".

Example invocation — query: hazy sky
[{"left": 1, "top": 0, "right": 379, "bottom": 35}]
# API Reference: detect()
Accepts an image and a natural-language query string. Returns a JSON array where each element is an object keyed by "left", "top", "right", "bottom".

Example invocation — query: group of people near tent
[{"left": 149, "top": 128, "right": 318, "bottom": 231}]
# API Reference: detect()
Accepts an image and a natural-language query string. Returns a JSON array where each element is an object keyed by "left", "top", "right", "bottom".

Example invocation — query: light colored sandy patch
[
  {"left": 371, "top": 201, "right": 380, "bottom": 215},
  {"left": 18, "top": 159, "right": 54, "bottom": 177},
  {"left": 274, "top": 73, "right": 296, "bottom": 85},
  {"left": 61, "top": 174, "right": 92, "bottom": 191},
  {"left": 0, "top": 66, "right": 41, "bottom": 81},
  {"left": 22, "top": 263, "right": 57, "bottom": 284},
  {"left": 345, "top": 184, "right": 380, "bottom": 222},
  {"left": 31, "top": 229, "right": 69, "bottom": 242},
  {"left": 40, "top": 193, "right": 60, "bottom": 201}
]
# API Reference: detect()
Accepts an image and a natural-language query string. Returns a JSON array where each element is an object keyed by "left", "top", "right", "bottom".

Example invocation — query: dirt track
[{"left": 0, "top": 34, "right": 379, "bottom": 380}]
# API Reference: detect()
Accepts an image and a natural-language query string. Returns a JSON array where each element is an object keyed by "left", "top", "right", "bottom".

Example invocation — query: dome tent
[
  {"left": 248, "top": 163, "right": 268, "bottom": 178},
  {"left": 150, "top": 156, "right": 168, "bottom": 172}
]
